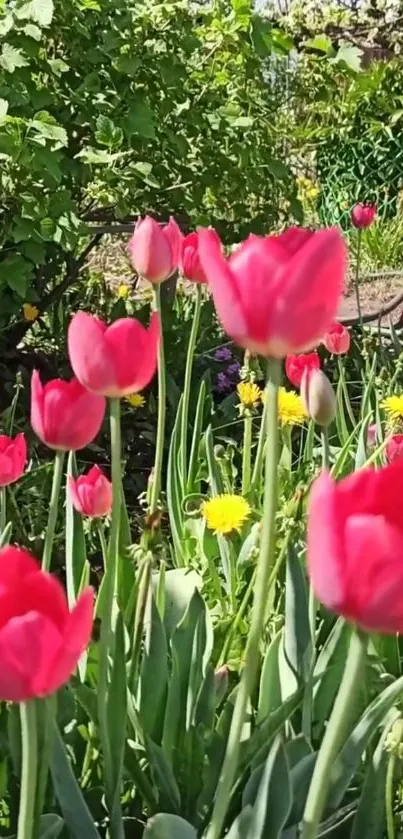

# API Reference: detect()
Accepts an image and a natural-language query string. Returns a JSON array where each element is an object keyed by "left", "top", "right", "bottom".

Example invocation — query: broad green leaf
[
  {"left": 351, "top": 711, "right": 400, "bottom": 839},
  {"left": 0, "top": 98, "right": 8, "bottom": 121},
  {"left": 126, "top": 101, "right": 156, "bottom": 139},
  {"left": 313, "top": 619, "right": 350, "bottom": 735},
  {"left": 50, "top": 723, "right": 101, "bottom": 839},
  {"left": 280, "top": 544, "right": 311, "bottom": 699},
  {"left": 246, "top": 736, "right": 292, "bottom": 839},
  {"left": 257, "top": 630, "right": 282, "bottom": 724},
  {"left": 106, "top": 612, "right": 127, "bottom": 829},
  {"left": 0, "top": 44, "right": 28, "bottom": 72},
  {"left": 226, "top": 807, "right": 253, "bottom": 838},
  {"left": 304, "top": 35, "right": 333, "bottom": 54},
  {"left": 333, "top": 44, "right": 363, "bottom": 73},
  {"left": 31, "top": 0, "right": 54, "bottom": 26},
  {"left": 138, "top": 596, "right": 168, "bottom": 742},
  {"left": 143, "top": 814, "right": 197, "bottom": 838},
  {"left": 38, "top": 814, "right": 64, "bottom": 839}
]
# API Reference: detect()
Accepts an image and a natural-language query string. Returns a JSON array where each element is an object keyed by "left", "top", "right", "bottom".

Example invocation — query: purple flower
[
  {"left": 214, "top": 346, "right": 232, "bottom": 362},
  {"left": 227, "top": 362, "right": 240, "bottom": 378},
  {"left": 216, "top": 372, "right": 231, "bottom": 392}
]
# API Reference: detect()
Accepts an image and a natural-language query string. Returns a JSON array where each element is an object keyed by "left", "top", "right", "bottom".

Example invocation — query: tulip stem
[
  {"left": 354, "top": 229, "right": 363, "bottom": 327},
  {"left": 181, "top": 284, "right": 202, "bottom": 491},
  {"left": 149, "top": 284, "right": 166, "bottom": 515},
  {"left": 321, "top": 427, "right": 330, "bottom": 470},
  {"left": 17, "top": 701, "right": 38, "bottom": 839},
  {"left": 0, "top": 486, "right": 6, "bottom": 535},
  {"left": 250, "top": 388, "right": 268, "bottom": 501},
  {"left": 42, "top": 450, "right": 65, "bottom": 572},
  {"left": 206, "top": 357, "right": 281, "bottom": 839},
  {"left": 241, "top": 412, "right": 253, "bottom": 495},
  {"left": 97, "top": 520, "right": 108, "bottom": 573},
  {"left": 301, "top": 628, "right": 368, "bottom": 839}
]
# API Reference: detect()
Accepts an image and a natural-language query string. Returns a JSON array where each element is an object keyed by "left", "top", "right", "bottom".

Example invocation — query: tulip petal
[
  {"left": 0, "top": 568, "right": 68, "bottom": 632},
  {"left": 0, "top": 546, "right": 39, "bottom": 592},
  {"left": 68, "top": 312, "right": 116, "bottom": 394},
  {"left": 198, "top": 228, "right": 248, "bottom": 341},
  {"left": 31, "top": 370, "right": 46, "bottom": 443},
  {"left": 0, "top": 612, "right": 60, "bottom": 701},
  {"left": 39, "top": 588, "right": 93, "bottom": 695},
  {"left": 307, "top": 471, "right": 346, "bottom": 611},
  {"left": 104, "top": 314, "right": 159, "bottom": 394}
]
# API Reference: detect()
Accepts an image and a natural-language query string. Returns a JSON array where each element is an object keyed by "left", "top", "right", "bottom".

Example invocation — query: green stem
[
  {"left": 129, "top": 557, "right": 152, "bottom": 690},
  {"left": 206, "top": 358, "right": 282, "bottom": 839},
  {"left": 149, "top": 285, "right": 166, "bottom": 514},
  {"left": 180, "top": 284, "right": 202, "bottom": 489},
  {"left": 0, "top": 486, "right": 6, "bottom": 535},
  {"left": 301, "top": 629, "right": 368, "bottom": 839},
  {"left": 241, "top": 413, "right": 253, "bottom": 495},
  {"left": 17, "top": 701, "right": 38, "bottom": 839},
  {"left": 97, "top": 398, "right": 122, "bottom": 829},
  {"left": 34, "top": 695, "right": 56, "bottom": 834},
  {"left": 321, "top": 427, "right": 330, "bottom": 470},
  {"left": 386, "top": 752, "right": 396, "bottom": 839},
  {"left": 42, "top": 450, "right": 65, "bottom": 572},
  {"left": 97, "top": 520, "right": 108, "bottom": 573},
  {"left": 250, "top": 390, "right": 268, "bottom": 500},
  {"left": 354, "top": 229, "right": 363, "bottom": 328}
]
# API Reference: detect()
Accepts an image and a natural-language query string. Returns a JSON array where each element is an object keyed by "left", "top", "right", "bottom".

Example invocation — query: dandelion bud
[{"left": 301, "top": 368, "right": 336, "bottom": 427}]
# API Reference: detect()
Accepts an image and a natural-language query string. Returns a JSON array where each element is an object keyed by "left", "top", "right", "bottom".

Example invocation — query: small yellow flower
[
  {"left": 126, "top": 393, "right": 145, "bottom": 409},
  {"left": 381, "top": 395, "right": 403, "bottom": 421},
  {"left": 237, "top": 381, "right": 262, "bottom": 408},
  {"left": 23, "top": 303, "right": 39, "bottom": 322},
  {"left": 203, "top": 494, "right": 251, "bottom": 535},
  {"left": 262, "top": 387, "right": 306, "bottom": 426},
  {"left": 117, "top": 283, "right": 130, "bottom": 299}
]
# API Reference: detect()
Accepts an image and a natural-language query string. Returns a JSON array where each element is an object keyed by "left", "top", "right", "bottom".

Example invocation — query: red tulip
[
  {"left": 68, "top": 465, "right": 112, "bottom": 518},
  {"left": 68, "top": 312, "right": 159, "bottom": 398},
  {"left": 0, "top": 546, "right": 93, "bottom": 701},
  {"left": 323, "top": 321, "right": 350, "bottom": 355},
  {"left": 128, "top": 215, "right": 182, "bottom": 284},
  {"left": 351, "top": 203, "right": 376, "bottom": 229},
  {"left": 179, "top": 232, "right": 207, "bottom": 284},
  {"left": 285, "top": 352, "right": 320, "bottom": 389},
  {"left": 307, "top": 462, "right": 403, "bottom": 633},
  {"left": 386, "top": 435, "right": 403, "bottom": 464},
  {"left": 198, "top": 226, "right": 346, "bottom": 357},
  {"left": 0, "top": 433, "right": 26, "bottom": 486},
  {"left": 31, "top": 372, "right": 106, "bottom": 451}
]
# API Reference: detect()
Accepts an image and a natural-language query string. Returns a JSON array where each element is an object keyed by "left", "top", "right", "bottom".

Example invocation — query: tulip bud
[
  {"left": 214, "top": 665, "right": 229, "bottom": 705},
  {"left": 351, "top": 202, "right": 376, "bottom": 229},
  {"left": 301, "top": 368, "right": 336, "bottom": 426}
]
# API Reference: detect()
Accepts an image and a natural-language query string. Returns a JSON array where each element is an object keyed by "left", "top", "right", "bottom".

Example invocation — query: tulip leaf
[
  {"left": 186, "top": 378, "right": 207, "bottom": 492},
  {"left": 0, "top": 520, "right": 12, "bottom": 547},
  {"left": 138, "top": 594, "right": 168, "bottom": 742},
  {"left": 351, "top": 710, "right": 400, "bottom": 839},
  {"left": 106, "top": 611, "right": 127, "bottom": 831},
  {"left": 205, "top": 425, "right": 233, "bottom": 593},
  {"left": 245, "top": 736, "right": 292, "bottom": 839},
  {"left": 50, "top": 722, "right": 101, "bottom": 839},
  {"left": 313, "top": 619, "right": 350, "bottom": 736},
  {"left": 117, "top": 474, "right": 134, "bottom": 610},
  {"left": 143, "top": 813, "right": 197, "bottom": 838},
  {"left": 65, "top": 451, "right": 88, "bottom": 608},
  {"left": 167, "top": 394, "right": 186, "bottom": 564},
  {"left": 257, "top": 630, "right": 282, "bottom": 723},
  {"left": 280, "top": 544, "right": 312, "bottom": 699},
  {"left": 38, "top": 814, "right": 64, "bottom": 839},
  {"left": 328, "top": 674, "right": 403, "bottom": 809},
  {"left": 226, "top": 806, "right": 253, "bottom": 838}
]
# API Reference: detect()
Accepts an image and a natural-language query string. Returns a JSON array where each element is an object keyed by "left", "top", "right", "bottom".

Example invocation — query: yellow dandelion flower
[
  {"left": 126, "top": 393, "right": 145, "bottom": 409},
  {"left": 23, "top": 303, "right": 39, "bottom": 322},
  {"left": 381, "top": 395, "right": 403, "bottom": 420},
  {"left": 262, "top": 387, "right": 306, "bottom": 426},
  {"left": 237, "top": 381, "right": 262, "bottom": 408},
  {"left": 117, "top": 283, "right": 130, "bottom": 299},
  {"left": 203, "top": 494, "right": 251, "bottom": 535}
]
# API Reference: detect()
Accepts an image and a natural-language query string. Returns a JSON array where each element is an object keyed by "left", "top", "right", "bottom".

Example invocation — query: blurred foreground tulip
[
  {"left": 128, "top": 215, "right": 182, "bottom": 284},
  {"left": 198, "top": 226, "right": 346, "bottom": 357},
  {"left": 179, "top": 231, "right": 207, "bottom": 284},
  {"left": 285, "top": 352, "right": 320, "bottom": 389},
  {"left": 308, "top": 462, "right": 403, "bottom": 633},
  {"left": 68, "top": 312, "right": 159, "bottom": 397},
  {"left": 0, "top": 433, "right": 26, "bottom": 486},
  {"left": 31, "top": 372, "right": 105, "bottom": 451},
  {"left": 386, "top": 434, "right": 403, "bottom": 464},
  {"left": 323, "top": 321, "right": 350, "bottom": 355},
  {"left": 351, "top": 202, "right": 376, "bottom": 229},
  {"left": 69, "top": 465, "right": 112, "bottom": 518},
  {"left": 0, "top": 546, "right": 93, "bottom": 700},
  {"left": 301, "top": 368, "right": 336, "bottom": 427}
]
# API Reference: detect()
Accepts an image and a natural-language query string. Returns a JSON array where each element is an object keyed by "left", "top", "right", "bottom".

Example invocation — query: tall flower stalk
[
  {"left": 354, "top": 228, "right": 363, "bottom": 327},
  {"left": 181, "top": 284, "right": 202, "bottom": 490},
  {"left": 149, "top": 285, "right": 166, "bottom": 514},
  {"left": 17, "top": 701, "right": 37, "bottom": 839},
  {"left": 42, "top": 450, "right": 65, "bottom": 572},
  {"left": 206, "top": 358, "right": 282, "bottom": 839}
]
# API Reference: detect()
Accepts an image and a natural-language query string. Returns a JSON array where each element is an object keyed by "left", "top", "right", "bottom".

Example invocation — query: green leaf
[
  {"left": 0, "top": 44, "right": 28, "bottom": 72},
  {"left": 1, "top": 254, "right": 34, "bottom": 297},
  {"left": 257, "top": 631, "right": 282, "bottom": 724},
  {"left": 24, "top": 23, "right": 42, "bottom": 39},
  {"left": 50, "top": 723, "right": 102, "bottom": 839},
  {"left": 138, "top": 596, "right": 168, "bottom": 741},
  {"left": 30, "top": 0, "right": 54, "bottom": 26},
  {"left": 106, "top": 612, "right": 127, "bottom": 829},
  {"left": 313, "top": 619, "right": 350, "bottom": 736},
  {"left": 304, "top": 35, "right": 333, "bottom": 54},
  {"left": 246, "top": 736, "right": 292, "bottom": 839},
  {"left": 167, "top": 394, "right": 185, "bottom": 563},
  {"left": 281, "top": 544, "right": 311, "bottom": 695},
  {"left": 126, "top": 101, "right": 156, "bottom": 139},
  {"left": 187, "top": 379, "right": 207, "bottom": 492},
  {"left": 333, "top": 44, "right": 363, "bottom": 73},
  {"left": 31, "top": 119, "right": 68, "bottom": 147},
  {"left": 0, "top": 97, "right": 8, "bottom": 121},
  {"left": 143, "top": 814, "right": 197, "bottom": 838},
  {"left": 65, "top": 452, "right": 88, "bottom": 609},
  {"left": 266, "top": 158, "right": 290, "bottom": 180},
  {"left": 351, "top": 712, "right": 400, "bottom": 839},
  {"left": 38, "top": 814, "right": 64, "bottom": 839},
  {"left": 95, "top": 114, "right": 123, "bottom": 148},
  {"left": 226, "top": 807, "right": 253, "bottom": 838}
]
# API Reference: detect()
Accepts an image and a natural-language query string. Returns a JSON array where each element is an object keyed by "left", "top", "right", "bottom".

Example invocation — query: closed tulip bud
[
  {"left": 68, "top": 465, "right": 112, "bottom": 518},
  {"left": 351, "top": 202, "right": 376, "bottom": 229},
  {"left": 0, "top": 433, "right": 26, "bottom": 486},
  {"left": 301, "top": 368, "right": 336, "bottom": 427},
  {"left": 285, "top": 352, "right": 320, "bottom": 389},
  {"left": 179, "top": 231, "right": 207, "bottom": 284},
  {"left": 386, "top": 434, "right": 403, "bottom": 464},
  {"left": 31, "top": 372, "right": 106, "bottom": 451},
  {"left": 322, "top": 321, "right": 350, "bottom": 355},
  {"left": 128, "top": 215, "right": 182, "bottom": 284},
  {"left": 214, "top": 665, "right": 229, "bottom": 704}
]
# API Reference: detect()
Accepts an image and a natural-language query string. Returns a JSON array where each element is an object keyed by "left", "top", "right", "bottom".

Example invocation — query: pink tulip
[
  {"left": 323, "top": 321, "right": 350, "bottom": 355},
  {"left": 285, "top": 352, "right": 320, "bottom": 389},
  {"left": 351, "top": 203, "right": 376, "bottom": 229},
  {"left": 128, "top": 216, "right": 182, "bottom": 284},
  {"left": 179, "top": 232, "right": 207, "bottom": 284},
  {"left": 31, "top": 372, "right": 106, "bottom": 451},
  {"left": 0, "top": 433, "right": 26, "bottom": 486},
  {"left": 68, "top": 465, "right": 112, "bottom": 518},
  {"left": 307, "top": 462, "right": 403, "bottom": 633},
  {"left": 386, "top": 435, "right": 403, "bottom": 464},
  {"left": 0, "top": 546, "right": 93, "bottom": 701},
  {"left": 198, "top": 226, "right": 346, "bottom": 357},
  {"left": 68, "top": 312, "right": 159, "bottom": 397}
]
